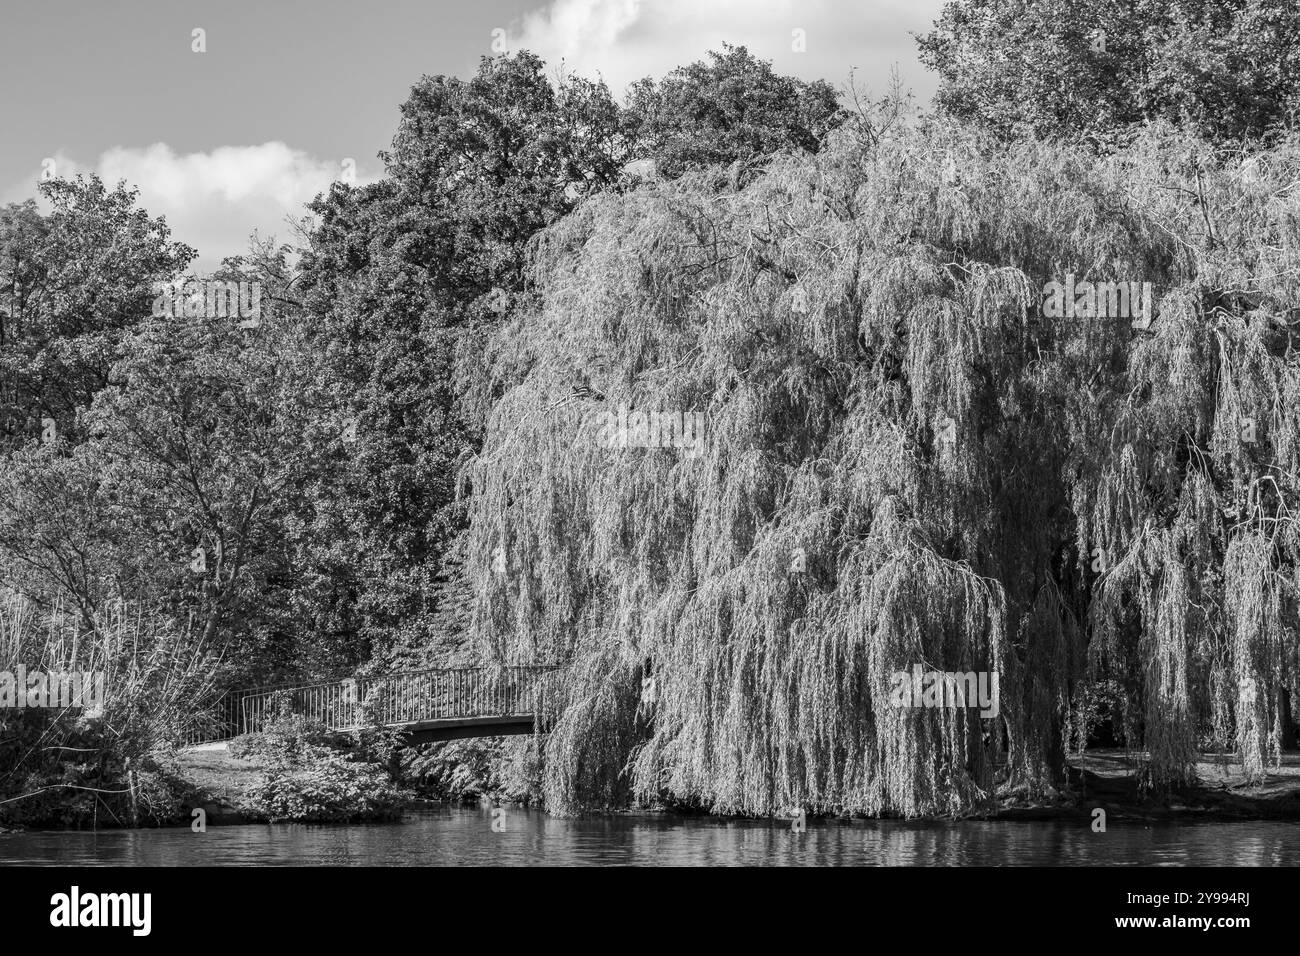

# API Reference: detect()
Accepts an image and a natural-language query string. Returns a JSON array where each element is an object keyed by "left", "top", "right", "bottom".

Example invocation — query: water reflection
[{"left": 1, "top": 809, "right": 1296, "bottom": 866}]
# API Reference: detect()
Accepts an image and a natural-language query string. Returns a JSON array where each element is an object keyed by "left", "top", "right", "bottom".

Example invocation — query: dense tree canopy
[
  {"left": 0, "top": 180, "right": 194, "bottom": 446},
  {"left": 918, "top": 0, "right": 1300, "bottom": 144},
  {"left": 291, "top": 49, "right": 850, "bottom": 669},
  {"left": 467, "top": 114, "right": 1300, "bottom": 814},
  {"left": 289, "top": 54, "right": 624, "bottom": 667},
  {"left": 624, "top": 44, "right": 846, "bottom": 179}
]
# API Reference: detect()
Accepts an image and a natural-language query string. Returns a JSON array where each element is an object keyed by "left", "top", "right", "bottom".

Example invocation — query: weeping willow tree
[{"left": 461, "top": 114, "right": 1300, "bottom": 816}]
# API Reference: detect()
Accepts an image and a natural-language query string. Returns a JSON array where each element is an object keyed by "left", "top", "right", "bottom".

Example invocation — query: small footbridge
[{"left": 186, "top": 666, "right": 559, "bottom": 746}]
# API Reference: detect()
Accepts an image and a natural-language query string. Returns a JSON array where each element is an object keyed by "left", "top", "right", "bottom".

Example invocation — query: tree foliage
[
  {"left": 292, "top": 49, "right": 844, "bottom": 669},
  {"left": 0, "top": 180, "right": 194, "bottom": 445},
  {"left": 918, "top": 0, "right": 1300, "bottom": 145},
  {"left": 466, "top": 111, "right": 1300, "bottom": 815},
  {"left": 624, "top": 44, "right": 846, "bottom": 179}
]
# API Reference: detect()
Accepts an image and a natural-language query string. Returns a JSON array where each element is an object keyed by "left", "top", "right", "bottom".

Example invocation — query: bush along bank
[{"left": 226, "top": 710, "right": 414, "bottom": 823}]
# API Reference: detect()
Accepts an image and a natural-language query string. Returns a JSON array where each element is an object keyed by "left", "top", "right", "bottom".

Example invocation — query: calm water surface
[{"left": 2, "top": 809, "right": 1297, "bottom": 865}]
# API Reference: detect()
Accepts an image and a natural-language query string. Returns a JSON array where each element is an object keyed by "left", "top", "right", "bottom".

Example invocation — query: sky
[{"left": 0, "top": 0, "right": 945, "bottom": 270}]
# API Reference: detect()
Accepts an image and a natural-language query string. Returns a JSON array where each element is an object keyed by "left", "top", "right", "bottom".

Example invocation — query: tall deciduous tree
[
  {"left": 0, "top": 179, "right": 194, "bottom": 445},
  {"left": 918, "top": 0, "right": 1300, "bottom": 145},
  {"left": 466, "top": 113, "right": 1300, "bottom": 815},
  {"left": 292, "top": 53, "right": 626, "bottom": 666},
  {"left": 623, "top": 44, "right": 846, "bottom": 180}
]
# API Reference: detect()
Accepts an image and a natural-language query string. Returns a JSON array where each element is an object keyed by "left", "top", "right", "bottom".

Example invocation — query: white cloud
[
  {"left": 3, "top": 143, "right": 379, "bottom": 272},
  {"left": 501, "top": 0, "right": 939, "bottom": 99}
]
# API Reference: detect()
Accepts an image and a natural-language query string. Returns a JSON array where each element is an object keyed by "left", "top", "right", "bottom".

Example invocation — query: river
[{"left": 1, "top": 809, "right": 1297, "bottom": 865}]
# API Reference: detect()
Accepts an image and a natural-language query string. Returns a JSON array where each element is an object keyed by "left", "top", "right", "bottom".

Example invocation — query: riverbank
[
  {"left": 164, "top": 745, "right": 1300, "bottom": 828},
  {"left": 170, "top": 730, "right": 410, "bottom": 825},
  {"left": 998, "top": 751, "right": 1300, "bottom": 823}
]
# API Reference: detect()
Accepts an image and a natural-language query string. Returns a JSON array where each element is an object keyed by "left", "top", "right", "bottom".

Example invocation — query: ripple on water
[{"left": 1, "top": 811, "right": 1297, "bottom": 866}]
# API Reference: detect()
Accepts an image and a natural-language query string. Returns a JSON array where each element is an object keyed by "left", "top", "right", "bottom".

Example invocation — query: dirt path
[{"left": 171, "top": 743, "right": 265, "bottom": 823}]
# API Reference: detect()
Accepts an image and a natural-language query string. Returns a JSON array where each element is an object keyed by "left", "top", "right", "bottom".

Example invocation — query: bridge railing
[{"left": 183, "top": 665, "right": 559, "bottom": 745}]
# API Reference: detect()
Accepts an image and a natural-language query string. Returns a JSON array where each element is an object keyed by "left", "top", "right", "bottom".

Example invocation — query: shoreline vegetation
[
  {"left": 168, "top": 747, "right": 1300, "bottom": 827},
  {"left": 5, "top": 3, "right": 1300, "bottom": 833},
  {"left": 7, "top": 744, "right": 1299, "bottom": 832}
]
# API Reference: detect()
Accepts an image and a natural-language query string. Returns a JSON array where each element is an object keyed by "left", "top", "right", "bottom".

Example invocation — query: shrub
[
  {"left": 231, "top": 705, "right": 414, "bottom": 822},
  {"left": 403, "top": 736, "right": 541, "bottom": 804},
  {"left": 238, "top": 747, "right": 412, "bottom": 823}
]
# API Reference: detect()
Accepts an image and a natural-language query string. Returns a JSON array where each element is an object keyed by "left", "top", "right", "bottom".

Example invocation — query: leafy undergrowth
[
  {"left": 230, "top": 712, "right": 414, "bottom": 823},
  {"left": 403, "top": 736, "right": 543, "bottom": 805},
  {"left": 237, "top": 754, "right": 412, "bottom": 823},
  {"left": 0, "top": 708, "right": 187, "bottom": 829}
]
